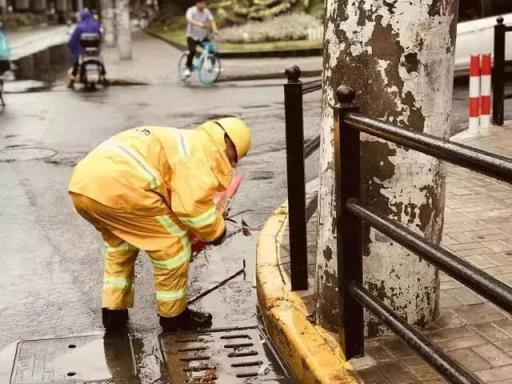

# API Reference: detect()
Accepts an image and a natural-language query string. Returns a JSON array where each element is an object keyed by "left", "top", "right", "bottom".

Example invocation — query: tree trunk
[
  {"left": 116, "top": 0, "right": 131, "bottom": 60},
  {"left": 101, "top": 0, "right": 116, "bottom": 47},
  {"left": 315, "top": 0, "right": 458, "bottom": 336}
]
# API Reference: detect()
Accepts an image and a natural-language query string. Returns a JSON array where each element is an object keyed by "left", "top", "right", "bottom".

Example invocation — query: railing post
[
  {"left": 334, "top": 85, "right": 363, "bottom": 359},
  {"left": 493, "top": 16, "right": 506, "bottom": 126},
  {"left": 284, "top": 65, "right": 308, "bottom": 291}
]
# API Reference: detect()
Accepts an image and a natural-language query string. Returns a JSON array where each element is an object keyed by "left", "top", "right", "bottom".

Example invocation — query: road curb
[{"left": 256, "top": 202, "right": 360, "bottom": 384}]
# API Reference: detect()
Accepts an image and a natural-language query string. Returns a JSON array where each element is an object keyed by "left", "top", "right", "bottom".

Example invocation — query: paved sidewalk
[
  {"left": 281, "top": 125, "right": 512, "bottom": 383},
  {"left": 102, "top": 30, "right": 321, "bottom": 84},
  {"left": 8, "top": 26, "right": 69, "bottom": 60}
]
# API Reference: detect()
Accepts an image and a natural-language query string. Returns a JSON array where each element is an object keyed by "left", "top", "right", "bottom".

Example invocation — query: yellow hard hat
[{"left": 216, "top": 117, "right": 252, "bottom": 161}]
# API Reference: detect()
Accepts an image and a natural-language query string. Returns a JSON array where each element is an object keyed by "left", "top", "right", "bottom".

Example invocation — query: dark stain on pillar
[
  {"left": 323, "top": 246, "right": 333, "bottom": 262},
  {"left": 402, "top": 91, "right": 425, "bottom": 133},
  {"left": 428, "top": 0, "right": 442, "bottom": 17},
  {"left": 383, "top": 0, "right": 396, "bottom": 14},
  {"left": 317, "top": 270, "right": 339, "bottom": 331},
  {"left": 360, "top": 140, "right": 396, "bottom": 256},
  {"left": 404, "top": 52, "right": 419, "bottom": 73}
]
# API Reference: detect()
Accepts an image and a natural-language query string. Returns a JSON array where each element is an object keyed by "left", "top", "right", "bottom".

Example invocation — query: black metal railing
[
  {"left": 284, "top": 65, "right": 322, "bottom": 291},
  {"left": 493, "top": 16, "right": 512, "bottom": 126},
  {"left": 334, "top": 86, "right": 512, "bottom": 384}
]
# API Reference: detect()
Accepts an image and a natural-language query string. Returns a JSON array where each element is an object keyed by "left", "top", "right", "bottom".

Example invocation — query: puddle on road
[{"left": 8, "top": 333, "right": 137, "bottom": 383}]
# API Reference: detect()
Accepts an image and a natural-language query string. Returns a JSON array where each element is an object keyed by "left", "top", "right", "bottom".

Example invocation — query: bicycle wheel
[
  {"left": 177, "top": 52, "right": 190, "bottom": 81},
  {"left": 198, "top": 53, "right": 221, "bottom": 85}
]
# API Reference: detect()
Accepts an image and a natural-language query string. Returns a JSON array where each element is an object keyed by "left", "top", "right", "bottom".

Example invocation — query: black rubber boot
[
  {"left": 159, "top": 307, "right": 213, "bottom": 332},
  {"left": 102, "top": 308, "right": 128, "bottom": 333}
]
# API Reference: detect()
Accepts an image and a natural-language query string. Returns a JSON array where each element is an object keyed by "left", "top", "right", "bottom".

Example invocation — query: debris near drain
[
  {"left": 159, "top": 326, "right": 291, "bottom": 383},
  {"left": 225, "top": 217, "right": 259, "bottom": 237},
  {"left": 201, "top": 369, "right": 217, "bottom": 382},
  {"left": 258, "top": 364, "right": 271, "bottom": 376}
]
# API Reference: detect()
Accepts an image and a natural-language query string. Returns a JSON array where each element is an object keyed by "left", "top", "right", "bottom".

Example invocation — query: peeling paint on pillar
[{"left": 315, "top": 0, "right": 458, "bottom": 335}]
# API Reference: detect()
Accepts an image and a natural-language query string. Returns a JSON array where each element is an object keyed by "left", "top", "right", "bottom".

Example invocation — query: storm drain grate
[
  {"left": 159, "top": 326, "right": 292, "bottom": 383},
  {"left": 10, "top": 334, "right": 137, "bottom": 383}
]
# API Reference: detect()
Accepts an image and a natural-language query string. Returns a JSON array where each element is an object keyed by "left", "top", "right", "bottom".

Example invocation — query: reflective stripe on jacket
[{"left": 69, "top": 123, "right": 233, "bottom": 242}]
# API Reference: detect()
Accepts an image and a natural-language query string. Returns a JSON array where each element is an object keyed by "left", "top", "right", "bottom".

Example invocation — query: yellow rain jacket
[
  {"left": 69, "top": 123, "right": 234, "bottom": 317},
  {"left": 70, "top": 123, "right": 233, "bottom": 242}
]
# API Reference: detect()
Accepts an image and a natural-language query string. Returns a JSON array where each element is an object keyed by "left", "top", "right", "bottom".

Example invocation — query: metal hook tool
[{"left": 188, "top": 260, "right": 246, "bottom": 304}]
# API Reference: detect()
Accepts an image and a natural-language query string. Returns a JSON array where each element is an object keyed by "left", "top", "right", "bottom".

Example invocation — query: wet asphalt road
[{"left": 0, "top": 80, "right": 321, "bottom": 351}]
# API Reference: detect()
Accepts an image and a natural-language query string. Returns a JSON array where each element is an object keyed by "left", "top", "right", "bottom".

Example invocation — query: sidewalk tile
[
  {"left": 365, "top": 344, "right": 394, "bottom": 362},
  {"left": 357, "top": 367, "right": 391, "bottom": 384},
  {"left": 401, "top": 357, "right": 440, "bottom": 380},
  {"left": 382, "top": 338, "right": 415, "bottom": 358},
  {"left": 380, "top": 362, "right": 418, "bottom": 383},
  {"left": 440, "top": 292, "right": 462, "bottom": 309},
  {"left": 448, "top": 242, "right": 488, "bottom": 251},
  {"left": 427, "top": 326, "right": 475, "bottom": 342},
  {"left": 464, "top": 255, "right": 497, "bottom": 269},
  {"left": 437, "top": 335, "right": 487, "bottom": 351},
  {"left": 493, "top": 319, "right": 512, "bottom": 336},
  {"left": 421, "top": 379, "right": 449, "bottom": 384},
  {"left": 445, "top": 288, "right": 484, "bottom": 305},
  {"left": 471, "top": 323, "right": 512, "bottom": 343},
  {"left": 495, "top": 339, "right": 512, "bottom": 353},
  {"left": 472, "top": 344, "right": 512, "bottom": 366},
  {"left": 475, "top": 365, "right": 512, "bottom": 382},
  {"left": 452, "top": 303, "right": 507, "bottom": 324},
  {"left": 449, "top": 348, "right": 492, "bottom": 371}
]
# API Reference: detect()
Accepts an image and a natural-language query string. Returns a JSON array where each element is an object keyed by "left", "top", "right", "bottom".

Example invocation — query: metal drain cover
[
  {"left": 159, "top": 326, "right": 293, "bottom": 383},
  {"left": 10, "top": 334, "right": 137, "bottom": 383},
  {"left": 0, "top": 147, "right": 56, "bottom": 162}
]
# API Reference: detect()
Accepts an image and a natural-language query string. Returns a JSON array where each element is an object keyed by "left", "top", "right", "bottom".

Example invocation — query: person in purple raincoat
[{"left": 68, "top": 9, "right": 101, "bottom": 87}]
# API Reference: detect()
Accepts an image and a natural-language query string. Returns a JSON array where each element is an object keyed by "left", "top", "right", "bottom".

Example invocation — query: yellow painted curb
[{"left": 256, "top": 202, "right": 360, "bottom": 384}]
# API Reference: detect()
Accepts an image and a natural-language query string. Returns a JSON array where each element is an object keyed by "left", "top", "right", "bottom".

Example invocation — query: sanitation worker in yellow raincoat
[{"left": 69, "top": 117, "right": 251, "bottom": 332}]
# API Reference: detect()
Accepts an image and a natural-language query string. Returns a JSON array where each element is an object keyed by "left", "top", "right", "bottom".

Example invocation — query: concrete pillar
[
  {"left": 315, "top": 0, "right": 458, "bottom": 336},
  {"left": 115, "top": 0, "right": 131, "bottom": 60},
  {"left": 101, "top": 0, "right": 115, "bottom": 47}
]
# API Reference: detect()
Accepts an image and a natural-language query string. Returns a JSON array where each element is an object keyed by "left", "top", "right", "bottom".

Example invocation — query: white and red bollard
[{"left": 469, "top": 53, "right": 492, "bottom": 134}]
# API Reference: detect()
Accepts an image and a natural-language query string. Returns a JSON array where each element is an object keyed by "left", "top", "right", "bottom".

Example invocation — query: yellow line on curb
[{"left": 256, "top": 202, "right": 361, "bottom": 384}]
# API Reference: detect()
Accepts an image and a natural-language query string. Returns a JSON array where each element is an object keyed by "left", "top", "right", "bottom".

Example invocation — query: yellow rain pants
[{"left": 69, "top": 123, "right": 234, "bottom": 317}]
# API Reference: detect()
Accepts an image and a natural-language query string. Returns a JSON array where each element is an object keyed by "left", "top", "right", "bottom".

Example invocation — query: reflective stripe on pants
[
  {"left": 70, "top": 193, "right": 191, "bottom": 317},
  {"left": 102, "top": 239, "right": 138, "bottom": 310}
]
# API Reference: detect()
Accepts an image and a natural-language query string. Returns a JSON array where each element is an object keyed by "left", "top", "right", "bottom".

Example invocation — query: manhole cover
[
  {"left": 10, "top": 334, "right": 137, "bottom": 383},
  {"left": 159, "top": 326, "right": 293, "bottom": 383},
  {"left": 0, "top": 147, "right": 56, "bottom": 162}
]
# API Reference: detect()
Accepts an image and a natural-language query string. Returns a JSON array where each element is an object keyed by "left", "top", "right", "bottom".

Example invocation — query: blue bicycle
[{"left": 178, "top": 40, "right": 222, "bottom": 85}]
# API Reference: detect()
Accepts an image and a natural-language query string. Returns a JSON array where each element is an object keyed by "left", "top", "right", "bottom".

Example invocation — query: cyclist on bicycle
[{"left": 184, "top": 0, "right": 218, "bottom": 79}]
